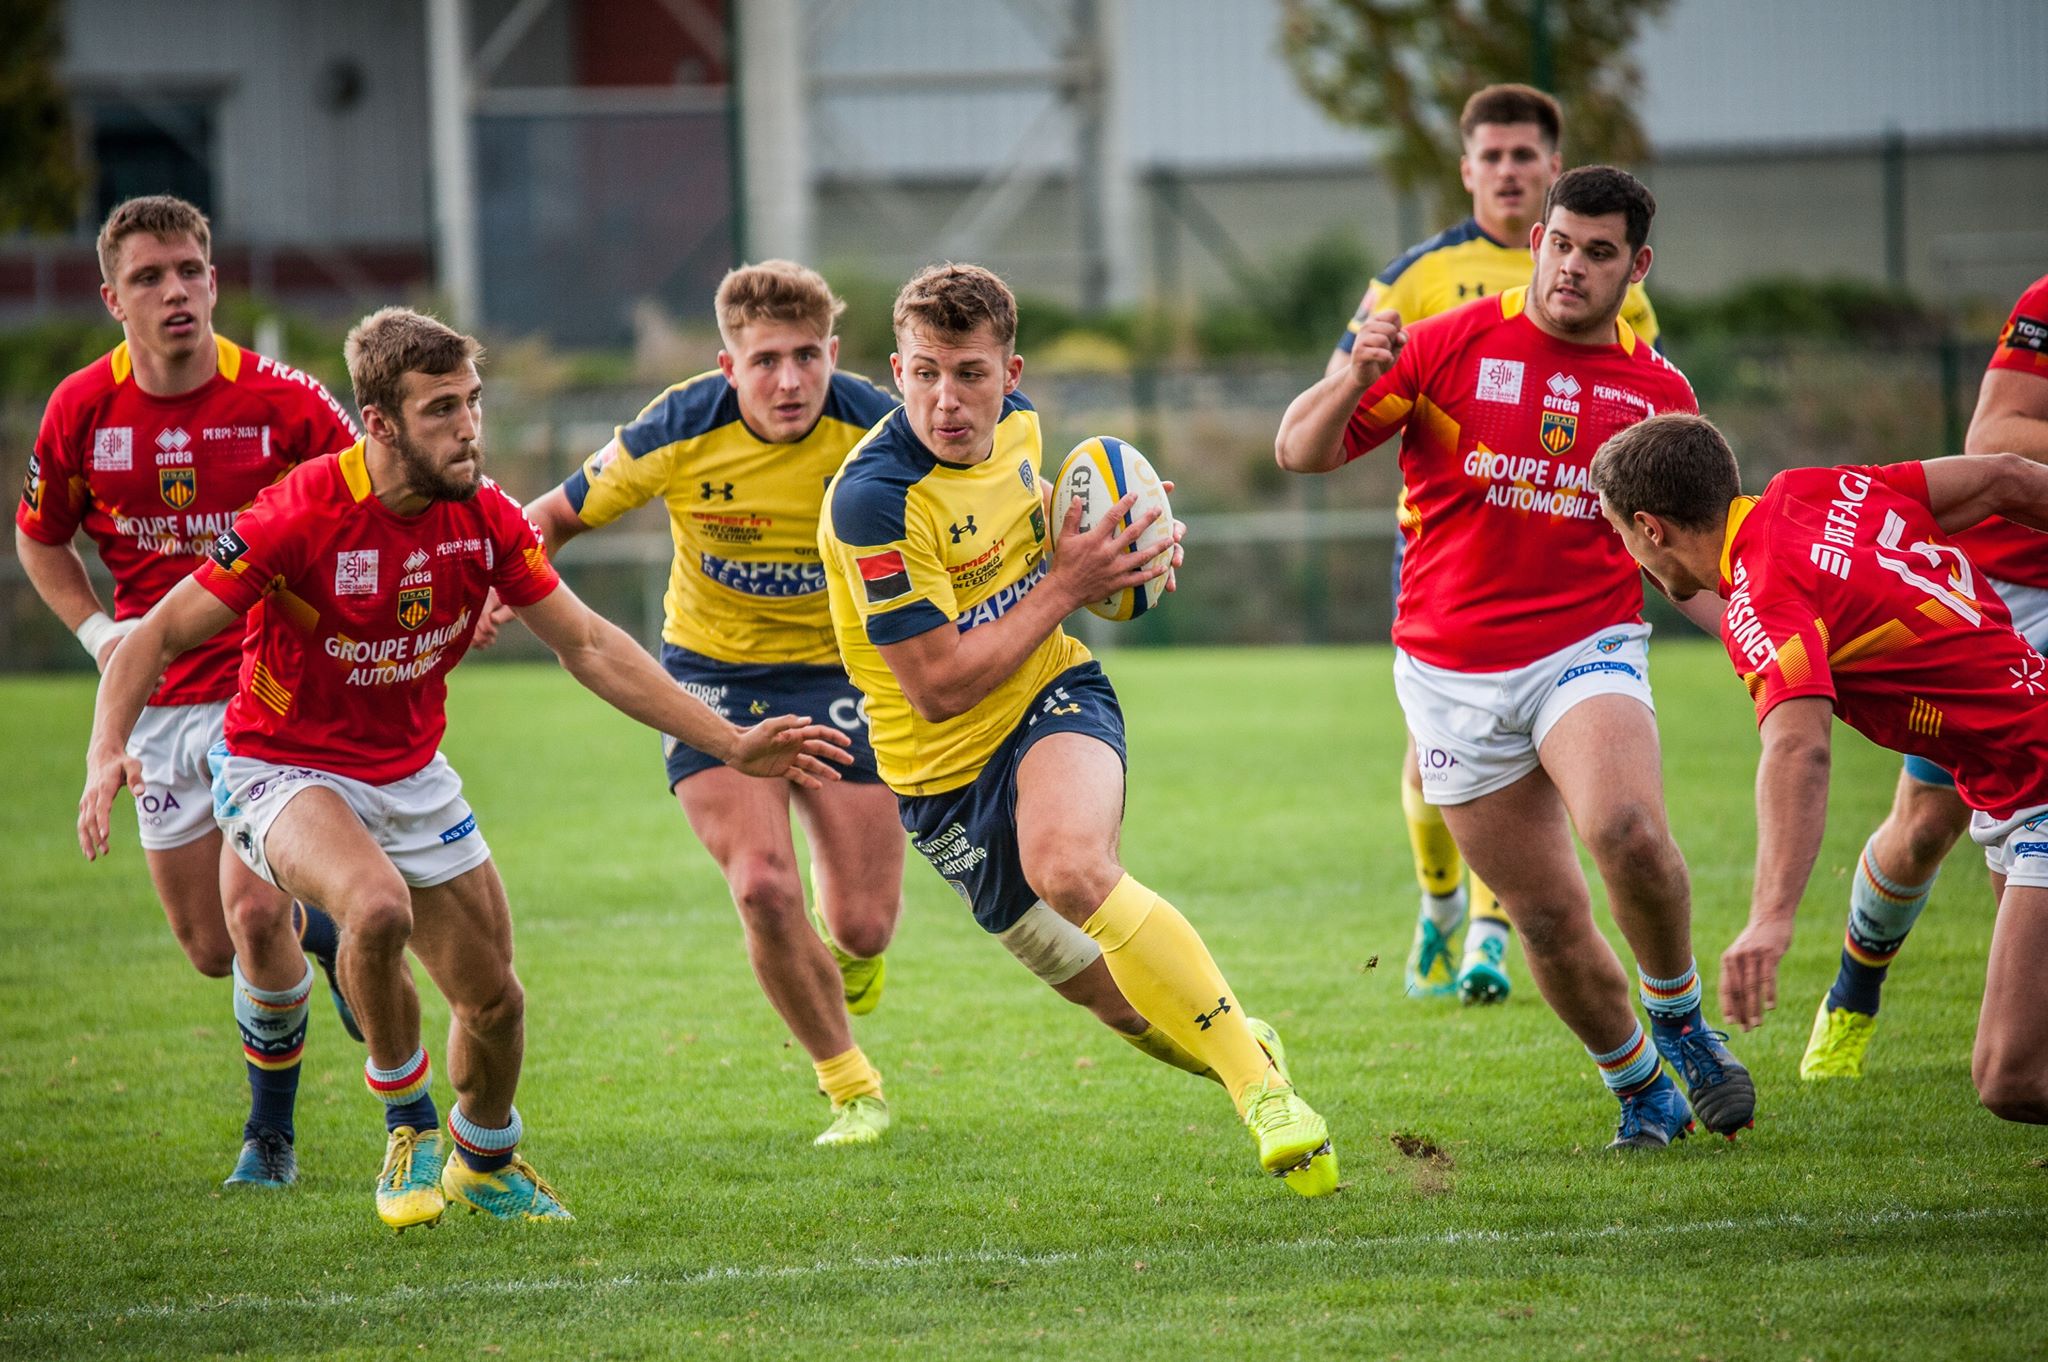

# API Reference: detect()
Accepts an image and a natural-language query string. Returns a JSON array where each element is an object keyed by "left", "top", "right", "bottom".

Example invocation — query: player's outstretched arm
[
  {"left": 475, "top": 486, "right": 595, "bottom": 648},
  {"left": 512, "top": 582, "right": 851, "bottom": 788},
  {"left": 79, "top": 577, "right": 240, "bottom": 860},
  {"left": 878, "top": 493, "right": 1174, "bottom": 724},
  {"left": 1276, "top": 308, "right": 1405, "bottom": 474},
  {"left": 1721, "top": 696, "right": 1835, "bottom": 1031},
  {"left": 1915, "top": 452, "right": 2048, "bottom": 535},
  {"left": 1964, "top": 367, "right": 2048, "bottom": 459}
]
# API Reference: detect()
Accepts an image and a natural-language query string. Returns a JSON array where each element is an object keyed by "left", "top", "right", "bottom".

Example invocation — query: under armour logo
[
  {"left": 1193, "top": 997, "right": 1233, "bottom": 1030},
  {"left": 950, "top": 515, "right": 978, "bottom": 543},
  {"left": 700, "top": 481, "right": 734, "bottom": 501}
]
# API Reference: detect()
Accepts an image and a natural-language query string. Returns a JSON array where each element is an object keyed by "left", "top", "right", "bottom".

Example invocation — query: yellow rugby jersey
[
  {"left": 563, "top": 370, "right": 896, "bottom": 665},
  {"left": 819, "top": 392, "right": 1089, "bottom": 797},
  {"left": 1338, "top": 216, "right": 1660, "bottom": 349}
]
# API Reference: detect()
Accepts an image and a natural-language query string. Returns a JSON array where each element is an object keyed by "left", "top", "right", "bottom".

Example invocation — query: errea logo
[
  {"left": 1546, "top": 372, "right": 1581, "bottom": 400},
  {"left": 1476, "top": 358, "right": 1524, "bottom": 404},
  {"left": 156, "top": 427, "right": 191, "bottom": 453}
]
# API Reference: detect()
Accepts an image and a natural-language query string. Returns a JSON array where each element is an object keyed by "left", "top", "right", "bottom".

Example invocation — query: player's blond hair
[
  {"left": 344, "top": 307, "right": 485, "bottom": 419},
  {"left": 892, "top": 263, "right": 1018, "bottom": 350},
  {"left": 96, "top": 195, "right": 212, "bottom": 283},
  {"left": 1590, "top": 413, "right": 1741, "bottom": 531},
  {"left": 715, "top": 260, "right": 846, "bottom": 345}
]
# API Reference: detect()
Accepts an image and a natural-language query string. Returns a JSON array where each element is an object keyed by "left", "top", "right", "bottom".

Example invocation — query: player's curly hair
[
  {"left": 344, "top": 307, "right": 484, "bottom": 420},
  {"left": 96, "top": 195, "right": 211, "bottom": 283},
  {"left": 1591, "top": 413, "right": 1742, "bottom": 531},
  {"left": 892, "top": 263, "right": 1018, "bottom": 349},
  {"left": 1544, "top": 165, "right": 1657, "bottom": 251},
  {"left": 716, "top": 260, "right": 846, "bottom": 344},
  {"left": 1460, "top": 84, "right": 1562, "bottom": 148}
]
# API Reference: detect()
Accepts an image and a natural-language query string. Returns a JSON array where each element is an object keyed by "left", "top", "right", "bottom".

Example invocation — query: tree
[
  {"left": 1280, "top": 0, "right": 1672, "bottom": 223},
  {"left": 0, "top": 0, "right": 82, "bottom": 234}
]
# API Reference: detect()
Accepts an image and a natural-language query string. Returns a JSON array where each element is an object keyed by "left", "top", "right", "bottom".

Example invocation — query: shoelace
[
  {"left": 509, "top": 1157, "right": 564, "bottom": 1210},
  {"left": 1478, "top": 937, "right": 1506, "bottom": 966},
  {"left": 1243, "top": 1082, "right": 1298, "bottom": 1137},
  {"left": 383, "top": 1130, "right": 424, "bottom": 1191},
  {"left": 1676, "top": 1028, "right": 1732, "bottom": 1083},
  {"left": 251, "top": 1129, "right": 293, "bottom": 1179}
]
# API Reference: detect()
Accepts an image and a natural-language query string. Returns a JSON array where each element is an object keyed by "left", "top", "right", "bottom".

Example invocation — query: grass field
[{"left": 2, "top": 643, "right": 2043, "bottom": 1360}]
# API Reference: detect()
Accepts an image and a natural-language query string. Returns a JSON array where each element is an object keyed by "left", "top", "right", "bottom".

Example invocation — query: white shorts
[
  {"left": 1395, "top": 622, "right": 1655, "bottom": 806},
  {"left": 128, "top": 701, "right": 229, "bottom": 850},
  {"left": 208, "top": 745, "right": 491, "bottom": 889},
  {"left": 1971, "top": 805, "right": 2048, "bottom": 891},
  {"left": 1991, "top": 577, "right": 2048, "bottom": 647}
]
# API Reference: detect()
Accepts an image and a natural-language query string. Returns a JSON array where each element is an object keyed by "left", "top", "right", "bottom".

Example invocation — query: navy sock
[
  {"left": 294, "top": 900, "right": 341, "bottom": 965},
  {"left": 450, "top": 1104, "right": 521, "bottom": 1172},
  {"left": 366, "top": 1049, "right": 439, "bottom": 1133},
  {"left": 233, "top": 959, "right": 310, "bottom": 1143}
]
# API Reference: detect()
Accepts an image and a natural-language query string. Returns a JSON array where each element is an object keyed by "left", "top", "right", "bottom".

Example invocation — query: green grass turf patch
[{"left": 2, "top": 644, "right": 2043, "bottom": 1360}]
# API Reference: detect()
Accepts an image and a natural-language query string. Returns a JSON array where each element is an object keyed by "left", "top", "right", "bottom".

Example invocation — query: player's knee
[
  {"left": 1023, "top": 851, "right": 1123, "bottom": 922},
  {"left": 1975, "top": 1069, "right": 2048, "bottom": 1124},
  {"left": 1585, "top": 803, "right": 1677, "bottom": 879},
  {"left": 1509, "top": 900, "right": 1587, "bottom": 957},
  {"left": 222, "top": 888, "right": 293, "bottom": 947},
  {"left": 727, "top": 859, "right": 805, "bottom": 928},
  {"left": 1893, "top": 808, "right": 1962, "bottom": 875},
  {"left": 177, "top": 934, "right": 235, "bottom": 979},
  {"left": 345, "top": 888, "right": 414, "bottom": 953},
  {"left": 827, "top": 907, "right": 895, "bottom": 961}
]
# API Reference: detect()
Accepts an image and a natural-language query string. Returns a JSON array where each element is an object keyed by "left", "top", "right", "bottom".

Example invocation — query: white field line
[{"left": 6, "top": 1203, "right": 2040, "bottom": 1330}]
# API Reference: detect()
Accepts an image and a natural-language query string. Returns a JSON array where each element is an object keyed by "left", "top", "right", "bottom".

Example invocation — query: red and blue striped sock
[
  {"left": 449, "top": 1104, "right": 522, "bottom": 1173},
  {"left": 233, "top": 958, "right": 310, "bottom": 1142},
  {"left": 1590, "top": 1023, "right": 1660, "bottom": 1097},
  {"left": 1828, "top": 842, "right": 1933, "bottom": 1016},
  {"left": 1640, "top": 960, "right": 1704, "bottom": 1032},
  {"left": 365, "top": 1048, "right": 438, "bottom": 1133}
]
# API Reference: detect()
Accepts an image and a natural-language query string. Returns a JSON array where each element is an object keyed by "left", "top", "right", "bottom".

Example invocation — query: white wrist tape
[{"left": 75, "top": 611, "right": 121, "bottom": 660}]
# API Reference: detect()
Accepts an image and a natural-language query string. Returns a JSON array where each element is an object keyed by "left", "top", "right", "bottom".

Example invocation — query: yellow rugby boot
[
  {"left": 1242, "top": 1077, "right": 1339, "bottom": 1197},
  {"left": 375, "top": 1126, "right": 448, "bottom": 1231},
  {"left": 1800, "top": 997, "right": 1878, "bottom": 1080},
  {"left": 441, "top": 1153, "right": 572, "bottom": 1221},
  {"left": 808, "top": 897, "right": 886, "bottom": 1016},
  {"left": 815, "top": 1092, "right": 890, "bottom": 1147}
]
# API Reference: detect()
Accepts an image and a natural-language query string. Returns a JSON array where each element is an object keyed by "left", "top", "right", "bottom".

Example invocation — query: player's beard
[{"left": 391, "top": 422, "right": 484, "bottom": 503}]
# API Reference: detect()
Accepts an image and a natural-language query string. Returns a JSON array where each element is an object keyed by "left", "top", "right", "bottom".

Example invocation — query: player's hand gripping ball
[{"left": 1053, "top": 436, "right": 1174, "bottom": 621}]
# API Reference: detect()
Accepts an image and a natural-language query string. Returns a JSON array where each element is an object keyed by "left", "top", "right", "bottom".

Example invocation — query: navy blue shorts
[
  {"left": 659, "top": 643, "right": 881, "bottom": 789},
  {"left": 897, "top": 662, "right": 1127, "bottom": 934}
]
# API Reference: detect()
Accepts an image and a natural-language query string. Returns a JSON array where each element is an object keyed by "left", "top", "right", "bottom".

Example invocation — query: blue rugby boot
[
  {"left": 1404, "top": 914, "right": 1460, "bottom": 998},
  {"left": 223, "top": 1125, "right": 297, "bottom": 1188},
  {"left": 1608, "top": 1072, "right": 1695, "bottom": 1150},
  {"left": 375, "top": 1126, "right": 448, "bottom": 1231},
  {"left": 1653, "top": 1021, "right": 1756, "bottom": 1139},
  {"left": 442, "top": 1153, "right": 572, "bottom": 1221}
]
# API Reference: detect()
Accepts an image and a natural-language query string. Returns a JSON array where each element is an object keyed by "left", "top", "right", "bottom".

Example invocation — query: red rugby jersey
[
  {"left": 16, "top": 337, "right": 360, "bottom": 705},
  {"left": 1719, "top": 462, "right": 2048, "bottom": 820},
  {"left": 1949, "top": 273, "right": 2048, "bottom": 590},
  {"left": 193, "top": 442, "right": 560, "bottom": 784},
  {"left": 1344, "top": 288, "right": 1697, "bottom": 671}
]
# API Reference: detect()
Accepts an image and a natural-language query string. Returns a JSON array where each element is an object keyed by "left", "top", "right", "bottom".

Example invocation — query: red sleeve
[
  {"left": 1989, "top": 275, "right": 2048, "bottom": 379},
  {"left": 1870, "top": 460, "right": 1932, "bottom": 505},
  {"left": 1725, "top": 540, "right": 1836, "bottom": 725},
  {"left": 193, "top": 475, "right": 309, "bottom": 615},
  {"left": 480, "top": 479, "right": 560, "bottom": 608},
  {"left": 1341, "top": 326, "right": 1425, "bottom": 463},
  {"left": 271, "top": 372, "right": 361, "bottom": 466},
  {"left": 15, "top": 387, "right": 85, "bottom": 545}
]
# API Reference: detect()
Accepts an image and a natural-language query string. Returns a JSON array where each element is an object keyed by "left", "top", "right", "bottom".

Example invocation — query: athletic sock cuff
[
  {"left": 1080, "top": 874, "right": 1156, "bottom": 951},
  {"left": 814, "top": 1046, "right": 882, "bottom": 1103},
  {"left": 449, "top": 1104, "right": 522, "bottom": 1155},
  {"left": 365, "top": 1048, "right": 431, "bottom": 1104},
  {"left": 232, "top": 957, "right": 315, "bottom": 1009},
  {"left": 1859, "top": 841, "right": 1936, "bottom": 901}
]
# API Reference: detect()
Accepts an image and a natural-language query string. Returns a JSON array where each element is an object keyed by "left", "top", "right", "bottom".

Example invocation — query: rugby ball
[{"left": 1052, "top": 436, "right": 1174, "bottom": 621}]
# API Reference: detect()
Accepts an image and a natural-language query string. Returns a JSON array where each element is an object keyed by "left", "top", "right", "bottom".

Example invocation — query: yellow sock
[
  {"left": 813, "top": 1046, "right": 882, "bottom": 1104},
  {"left": 1119, "top": 1024, "right": 1222, "bottom": 1085},
  {"left": 1470, "top": 875, "right": 1508, "bottom": 927},
  {"left": 1081, "top": 874, "right": 1272, "bottom": 1111},
  {"left": 1401, "top": 777, "right": 1463, "bottom": 898}
]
